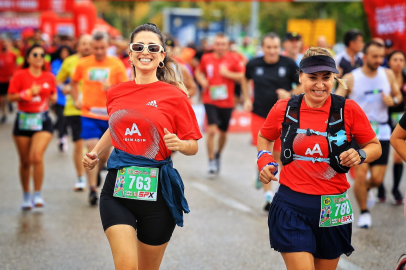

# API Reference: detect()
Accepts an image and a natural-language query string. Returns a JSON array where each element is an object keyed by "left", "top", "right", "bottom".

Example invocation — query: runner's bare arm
[
  {"left": 163, "top": 128, "right": 198, "bottom": 156},
  {"left": 257, "top": 131, "right": 278, "bottom": 183},
  {"left": 71, "top": 80, "right": 81, "bottom": 109},
  {"left": 8, "top": 83, "right": 41, "bottom": 102},
  {"left": 386, "top": 68, "right": 402, "bottom": 104},
  {"left": 83, "top": 129, "right": 113, "bottom": 170},
  {"left": 194, "top": 67, "right": 208, "bottom": 89},
  {"left": 180, "top": 64, "right": 197, "bottom": 98},
  {"left": 49, "top": 92, "right": 57, "bottom": 104},
  {"left": 219, "top": 67, "right": 244, "bottom": 82},
  {"left": 390, "top": 124, "right": 406, "bottom": 162},
  {"left": 241, "top": 77, "right": 253, "bottom": 111},
  {"left": 335, "top": 73, "right": 353, "bottom": 96},
  {"left": 340, "top": 137, "right": 381, "bottom": 167}
]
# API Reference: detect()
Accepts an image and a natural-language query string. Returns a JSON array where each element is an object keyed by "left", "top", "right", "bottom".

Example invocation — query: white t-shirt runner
[{"left": 349, "top": 66, "right": 391, "bottom": 141}]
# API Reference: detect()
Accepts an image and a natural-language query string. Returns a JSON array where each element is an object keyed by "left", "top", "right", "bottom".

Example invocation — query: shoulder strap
[
  {"left": 328, "top": 94, "right": 346, "bottom": 128},
  {"left": 283, "top": 94, "right": 304, "bottom": 124}
]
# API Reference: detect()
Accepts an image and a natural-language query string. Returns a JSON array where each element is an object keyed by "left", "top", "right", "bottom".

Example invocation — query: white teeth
[
  {"left": 140, "top": 59, "right": 152, "bottom": 62},
  {"left": 314, "top": 90, "right": 324, "bottom": 94}
]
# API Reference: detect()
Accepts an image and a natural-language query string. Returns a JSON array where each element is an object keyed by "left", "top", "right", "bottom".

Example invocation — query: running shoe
[
  {"left": 208, "top": 159, "right": 217, "bottom": 174},
  {"left": 367, "top": 189, "right": 376, "bottom": 209},
  {"left": 215, "top": 152, "right": 221, "bottom": 174},
  {"left": 21, "top": 193, "right": 33, "bottom": 211},
  {"left": 357, "top": 212, "right": 372, "bottom": 228},
  {"left": 395, "top": 254, "right": 406, "bottom": 270},
  {"left": 59, "top": 136, "right": 69, "bottom": 152},
  {"left": 33, "top": 194, "right": 45, "bottom": 208},
  {"left": 89, "top": 190, "right": 98, "bottom": 206},
  {"left": 254, "top": 173, "right": 262, "bottom": 189},
  {"left": 263, "top": 191, "right": 274, "bottom": 212},
  {"left": 74, "top": 176, "right": 86, "bottom": 191},
  {"left": 392, "top": 189, "right": 404, "bottom": 205}
]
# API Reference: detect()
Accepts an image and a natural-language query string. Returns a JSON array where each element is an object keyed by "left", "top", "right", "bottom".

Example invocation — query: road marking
[
  {"left": 191, "top": 182, "right": 252, "bottom": 213},
  {"left": 338, "top": 258, "right": 364, "bottom": 270}
]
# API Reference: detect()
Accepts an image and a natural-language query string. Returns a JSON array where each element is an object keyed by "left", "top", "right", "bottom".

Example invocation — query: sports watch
[{"left": 357, "top": 149, "right": 367, "bottom": 165}]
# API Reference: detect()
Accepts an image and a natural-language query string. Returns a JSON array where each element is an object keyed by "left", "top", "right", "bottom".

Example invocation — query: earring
[
  {"left": 158, "top": 61, "right": 165, "bottom": 68},
  {"left": 127, "top": 59, "right": 133, "bottom": 66}
]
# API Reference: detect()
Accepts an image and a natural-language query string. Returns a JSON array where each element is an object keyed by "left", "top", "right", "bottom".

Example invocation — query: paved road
[{"left": 0, "top": 113, "right": 405, "bottom": 270}]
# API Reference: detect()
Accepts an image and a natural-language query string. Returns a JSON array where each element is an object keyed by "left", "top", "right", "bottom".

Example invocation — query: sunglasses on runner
[
  {"left": 32, "top": 53, "right": 45, "bottom": 58},
  {"left": 129, "top": 43, "right": 165, "bottom": 53}
]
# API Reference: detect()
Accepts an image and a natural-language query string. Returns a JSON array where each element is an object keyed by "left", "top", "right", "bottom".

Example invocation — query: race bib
[
  {"left": 113, "top": 166, "right": 159, "bottom": 201},
  {"left": 88, "top": 68, "right": 109, "bottom": 82},
  {"left": 391, "top": 112, "right": 404, "bottom": 128},
  {"left": 370, "top": 122, "right": 379, "bottom": 135},
  {"left": 319, "top": 192, "right": 354, "bottom": 227},
  {"left": 209, "top": 85, "right": 228, "bottom": 100},
  {"left": 18, "top": 112, "right": 42, "bottom": 131}
]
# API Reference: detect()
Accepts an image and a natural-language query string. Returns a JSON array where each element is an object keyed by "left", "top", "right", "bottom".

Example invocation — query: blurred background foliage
[{"left": 95, "top": 1, "right": 371, "bottom": 42}]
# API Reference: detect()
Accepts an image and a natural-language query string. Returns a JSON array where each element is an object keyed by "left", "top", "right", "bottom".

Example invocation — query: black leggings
[
  {"left": 54, "top": 104, "right": 67, "bottom": 139},
  {"left": 100, "top": 169, "right": 176, "bottom": 246}
]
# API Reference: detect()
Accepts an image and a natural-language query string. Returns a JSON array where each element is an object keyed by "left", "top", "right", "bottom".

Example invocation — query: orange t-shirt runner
[
  {"left": 8, "top": 69, "right": 56, "bottom": 113},
  {"left": 199, "top": 52, "right": 245, "bottom": 108},
  {"left": 72, "top": 55, "right": 128, "bottom": 120},
  {"left": 260, "top": 96, "right": 375, "bottom": 195}
]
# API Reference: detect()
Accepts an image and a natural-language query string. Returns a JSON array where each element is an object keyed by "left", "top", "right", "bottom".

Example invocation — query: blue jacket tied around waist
[{"left": 107, "top": 148, "right": 189, "bottom": 227}]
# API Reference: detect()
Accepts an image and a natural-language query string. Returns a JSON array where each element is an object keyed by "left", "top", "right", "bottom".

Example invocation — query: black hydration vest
[{"left": 280, "top": 93, "right": 351, "bottom": 174}]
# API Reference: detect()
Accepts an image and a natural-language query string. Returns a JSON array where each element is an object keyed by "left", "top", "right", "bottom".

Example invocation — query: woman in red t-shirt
[
  {"left": 8, "top": 44, "right": 57, "bottom": 210},
  {"left": 257, "top": 47, "right": 381, "bottom": 269},
  {"left": 82, "top": 23, "right": 202, "bottom": 269}
]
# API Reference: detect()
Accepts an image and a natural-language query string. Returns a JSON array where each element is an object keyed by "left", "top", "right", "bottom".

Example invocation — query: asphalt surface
[{"left": 1, "top": 111, "right": 405, "bottom": 270}]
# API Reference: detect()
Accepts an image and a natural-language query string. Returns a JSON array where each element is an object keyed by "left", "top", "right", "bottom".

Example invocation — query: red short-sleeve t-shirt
[
  {"left": 107, "top": 81, "right": 202, "bottom": 161},
  {"left": 199, "top": 52, "right": 245, "bottom": 108},
  {"left": 8, "top": 69, "right": 56, "bottom": 113},
  {"left": 260, "top": 95, "right": 376, "bottom": 195}
]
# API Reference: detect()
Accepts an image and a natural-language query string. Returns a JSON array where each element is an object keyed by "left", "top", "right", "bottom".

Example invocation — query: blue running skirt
[{"left": 268, "top": 185, "right": 354, "bottom": 259}]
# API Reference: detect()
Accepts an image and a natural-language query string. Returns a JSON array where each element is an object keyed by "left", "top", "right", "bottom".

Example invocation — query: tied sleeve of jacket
[{"left": 106, "top": 148, "right": 190, "bottom": 227}]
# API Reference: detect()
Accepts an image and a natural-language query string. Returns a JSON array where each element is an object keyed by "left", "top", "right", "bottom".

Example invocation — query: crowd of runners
[{"left": 1, "top": 24, "right": 406, "bottom": 269}]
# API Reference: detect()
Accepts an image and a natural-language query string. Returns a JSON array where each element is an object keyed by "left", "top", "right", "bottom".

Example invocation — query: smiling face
[
  {"left": 129, "top": 31, "right": 165, "bottom": 75},
  {"left": 27, "top": 47, "right": 45, "bottom": 68},
  {"left": 299, "top": 71, "right": 335, "bottom": 107},
  {"left": 262, "top": 37, "right": 280, "bottom": 64}
]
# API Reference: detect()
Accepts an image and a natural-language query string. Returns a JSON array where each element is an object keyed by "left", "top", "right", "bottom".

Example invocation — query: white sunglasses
[{"left": 129, "top": 43, "right": 165, "bottom": 53}]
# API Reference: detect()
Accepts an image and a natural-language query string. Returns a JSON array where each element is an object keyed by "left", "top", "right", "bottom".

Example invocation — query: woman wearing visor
[
  {"left": 82, "top": 24, "right": 202, "bottom": 269},
  {"left": 257, "top": 47, "right": 381, "bottom": 269}
]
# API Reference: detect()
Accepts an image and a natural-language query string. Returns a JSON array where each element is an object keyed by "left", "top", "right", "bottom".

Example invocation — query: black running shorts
[
  {"left": 65, "top": 116, "right": 82, "bottom": 142},
  {"left": 204, "top": 103, "right": 233, "bottom": 132},
  {"left": 13, "top": 111, "right": 53, "bottom": 137},
  {"left": 0, "top": 82, "right": 9, "bottom": 96},
  {"left": 100, "top": 169, "right": 176, "bottom": 246},
  {"left": 370, "top": 140, "right": 390, "bottom": 166}
]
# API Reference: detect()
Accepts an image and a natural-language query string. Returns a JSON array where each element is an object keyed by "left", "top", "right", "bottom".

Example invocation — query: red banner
[
  {"left": 0, "top": 0, "right": 74, "bottom": 12},
  {"left": 363, "top": 0, "right": 406, "bottom": 52}
]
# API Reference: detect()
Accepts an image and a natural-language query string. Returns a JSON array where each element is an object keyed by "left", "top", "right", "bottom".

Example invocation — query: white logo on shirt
[
  {"left": 206, "top": 64, "right": 214, "bottom": 78},
  {"left": 256, "top": 67, "right": 264, "bottom": 76},
  {"left": 43, "top": 82, "right": 50, "bottom": 89},
  {"left": 278, "top": 67, "right": 286, "bottom": 77},
  {"left": 146, "top": 100, "right": 158, "bottom": 107},
  {"left": 125, "top": 123, "right": 142, "bottom": 136},
  {"left": 305, "top": 143, "right": 323, "bottom": 156},
  {"left": 32, "top": 96, "right": 41, "bottom": 102}
]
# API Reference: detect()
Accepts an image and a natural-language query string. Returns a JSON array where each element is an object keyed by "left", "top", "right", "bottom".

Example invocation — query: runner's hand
[
  {"left": 243, "top": 99, "right": 253, "bottom": 112},
  {"left": 163, "top": 128, "right": 184, "bottom": 152},
  {"left": 339, "top": 148, "right": 361, "bottom": 167},
  {"left": 62, "top": 85, "right": 71, "bottom": 95},
  {"left": 31, "top": 83, "right": 41, "bottom": 95},
  {"left": 83, "top": 152, "right": 99, "bottom": 170},
  {"left": 74, "top": 100, "right": 82, "bottom": 110},
  {"left": 259, "top": 165, "right": 278, "bottom": 184},
  {"left": 381, "top": 93, "right": 395, "bottom": 107},
  {"left": 276, "top": 89, "right": 291, "bottom": 100},
  {"left": 200, "top": 79, "right": 209, "bottom": 90}
]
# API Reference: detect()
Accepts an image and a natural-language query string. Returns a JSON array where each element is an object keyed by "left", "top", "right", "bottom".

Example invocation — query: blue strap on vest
[
  {"left": 297, "top": 128, "right": 328, "bottom": 137},
  {"left": 293, "top": 154, "right": 330, "bottom": 164}
]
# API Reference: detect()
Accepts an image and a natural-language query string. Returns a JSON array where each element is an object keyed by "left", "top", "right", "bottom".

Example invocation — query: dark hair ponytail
[{"left": 129, "top": 23, "right": 188, "bottom": 95}]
